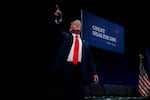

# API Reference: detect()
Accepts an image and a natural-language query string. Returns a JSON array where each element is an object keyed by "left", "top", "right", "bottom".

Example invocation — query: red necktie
[{"left": 73, "top": 35, "right": 79, "bottom": 65}]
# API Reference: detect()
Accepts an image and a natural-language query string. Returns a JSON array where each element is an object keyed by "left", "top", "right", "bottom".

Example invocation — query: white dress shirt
[{"left": 67, "top": 34, "right": 82, "bottom": 62}]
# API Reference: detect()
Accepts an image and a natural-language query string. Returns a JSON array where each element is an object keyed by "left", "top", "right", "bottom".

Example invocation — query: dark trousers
[{"left": 60, "top": 62, "right": 86, "bottom": 100}]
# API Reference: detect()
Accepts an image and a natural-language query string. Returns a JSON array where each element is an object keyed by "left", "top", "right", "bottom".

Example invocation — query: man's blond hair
[{"left": 70, "top": 20, "right": 81, "bottom": 25}]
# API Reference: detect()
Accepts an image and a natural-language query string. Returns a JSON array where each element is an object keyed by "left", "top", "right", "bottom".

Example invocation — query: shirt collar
[{"left": 72, "top": 33, "right": 80, "bottom": 37}]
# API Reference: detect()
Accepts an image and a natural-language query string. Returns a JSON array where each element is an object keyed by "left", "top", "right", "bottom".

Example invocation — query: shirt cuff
[{"left": 55, "top": 17, "right": 62, "bottom": 24}]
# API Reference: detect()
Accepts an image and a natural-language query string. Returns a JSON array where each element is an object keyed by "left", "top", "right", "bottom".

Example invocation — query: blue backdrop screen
[{"left": 81, "top": 10, "right": 124, "bottom": 54}]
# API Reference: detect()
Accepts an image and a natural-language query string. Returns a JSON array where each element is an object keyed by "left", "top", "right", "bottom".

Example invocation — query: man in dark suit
[{"left": 51, "top": 19, "right": 99, "bottom": 100}]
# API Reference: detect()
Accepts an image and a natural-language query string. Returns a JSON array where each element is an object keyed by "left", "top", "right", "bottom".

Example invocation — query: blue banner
[{"left": 81, "top": 10, "right": 124, "bottom": 54}]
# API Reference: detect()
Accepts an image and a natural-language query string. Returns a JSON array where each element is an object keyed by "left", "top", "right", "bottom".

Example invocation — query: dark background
[
  {"left": 57, "top": 0, "right": 149, "bottom": 47},
  {"left": 50, "top": 0, "right": 149, "bottom": 87}
]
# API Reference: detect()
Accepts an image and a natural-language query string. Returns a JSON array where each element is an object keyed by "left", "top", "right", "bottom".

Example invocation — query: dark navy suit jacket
[{"left": 52, "top": 31, "right": 97, "bottom": 82}]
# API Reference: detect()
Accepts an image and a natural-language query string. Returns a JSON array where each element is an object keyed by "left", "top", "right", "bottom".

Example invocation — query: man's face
[{"left": 69, "top": 20, "right": 81, "bottom": 34}]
